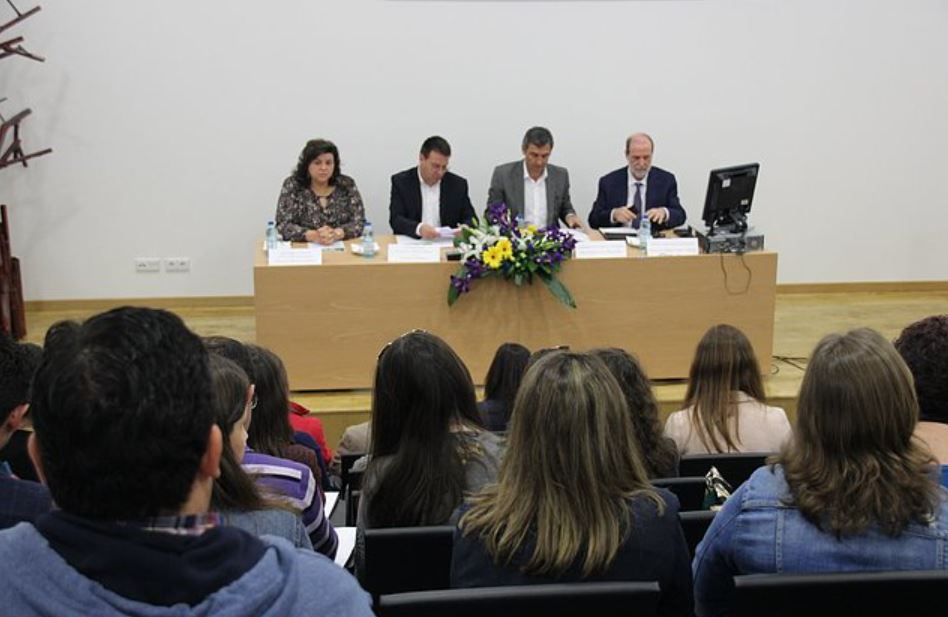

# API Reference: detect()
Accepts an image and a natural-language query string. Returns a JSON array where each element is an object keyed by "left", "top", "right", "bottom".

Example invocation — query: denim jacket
[{"left": 693, "top": 465, "right": 948, "bottom": 617}]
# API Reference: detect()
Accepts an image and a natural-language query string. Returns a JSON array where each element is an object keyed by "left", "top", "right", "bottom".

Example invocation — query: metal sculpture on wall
[{"left": 0, "top": 1, "right": 46, "bottom": 338}]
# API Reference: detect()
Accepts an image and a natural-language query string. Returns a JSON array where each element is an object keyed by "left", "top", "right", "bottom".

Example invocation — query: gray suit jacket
[{"left": 487, "top": 160, "right": 576, "bottom": 228}]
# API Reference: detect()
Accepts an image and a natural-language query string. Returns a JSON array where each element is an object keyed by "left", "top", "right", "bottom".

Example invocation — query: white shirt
[
  {"left": 663, "top": 392, "right": 792, "bottom": 455},
  {"left": 626, "top": 167, "right": 648, "bottom": 209},
  {"left": 522, "top": 161, "right": 548, "bottom": 227},
  {"left": 416, "top": 168, "right": 441, "bottom": 235}
]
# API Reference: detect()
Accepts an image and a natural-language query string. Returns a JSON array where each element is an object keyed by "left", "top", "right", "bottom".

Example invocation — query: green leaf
[
  {"left": 447, "top": 284, "right": 460, "bottom": 306},
  {"left": 540, "top": 274, "right": 577, "bottom": 308}
]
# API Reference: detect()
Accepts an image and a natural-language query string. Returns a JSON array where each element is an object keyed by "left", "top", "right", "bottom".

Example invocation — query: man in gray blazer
[{"left": 487, "top": 127, "right": 583, "bottom": 229}]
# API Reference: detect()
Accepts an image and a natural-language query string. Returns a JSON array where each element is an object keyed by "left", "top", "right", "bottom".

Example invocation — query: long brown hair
[
  {"left": 592, "top": 348, "right": 679, "bottom": 478},
  {"left": 778, "top": 328, "right": 940, "bottom": 536},
  {"left": 460, "top": 351, "right": 663, "bottom": 577},
  {"left": 684, "top": 324, "right": 766, "bottom": 452}
]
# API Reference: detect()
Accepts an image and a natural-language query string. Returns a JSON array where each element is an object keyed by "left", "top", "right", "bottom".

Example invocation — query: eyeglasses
[{"left": 377, "top": 328, "right": 430, "bottom": 359}]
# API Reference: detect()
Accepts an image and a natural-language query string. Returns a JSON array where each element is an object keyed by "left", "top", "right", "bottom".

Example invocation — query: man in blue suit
[{"left": 588, "top": 133, "right": 686, "bottom": 231}]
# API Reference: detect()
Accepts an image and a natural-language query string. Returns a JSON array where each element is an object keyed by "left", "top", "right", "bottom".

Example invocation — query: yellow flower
[
  {"left": 496, "top": 237, "right": 514, "bottom": 260},
  {"left": 482, "top": 245, "right": 503, "bottom": 269},
  {"left": 525, "top": 224, "right": 538, "bottom": 237}
]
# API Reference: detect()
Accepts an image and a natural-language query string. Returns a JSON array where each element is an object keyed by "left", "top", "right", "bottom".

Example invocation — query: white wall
[{"left": 2, "top": 0, "right": 946, "bottom": 300}]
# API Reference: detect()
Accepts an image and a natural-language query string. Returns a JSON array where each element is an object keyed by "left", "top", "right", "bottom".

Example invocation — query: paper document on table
[
  {"left": 334, "top": 527, "right": 357, "bottom": 568},
  {"left": 437, "top": 226, "right": 456, "bottom": 239},
  {"left": 323, "top": 492, "right": 339, "bottom": 519},
  {"left": 268, "top": 245, "right": 323, "bottom": 266},
  {"left": 564, "top": 228, "right": 590, "bottom": 242},
  {"left": 308, "top": 241, "right": 345, "bottom": 252},
  {"left": 599, "top": 227, "right": 638, "bottom": 236},
  {"left": 396, "top": 235, "right": 455, "bottom": 247}
]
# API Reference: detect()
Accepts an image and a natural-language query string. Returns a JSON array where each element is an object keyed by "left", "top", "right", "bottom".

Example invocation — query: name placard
[
  {"left": 268, "top": 246, "right": 323, "bottom": 266},
  {"left": 575, "top": 240, "right": 628, "bottom": 260},
  {"left": 387, "top": 244, "right": 441, "bottom": 263},
  {"left": 645, "top": 238, "right": 700, "bottom": 257}
]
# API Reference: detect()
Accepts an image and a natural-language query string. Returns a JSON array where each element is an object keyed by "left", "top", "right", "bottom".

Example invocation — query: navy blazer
[
  {"left": 587, "top": 166, "right": 686, "bottom": 230},
  {"left": 388, "top": 167, "right": 475, "bottom": 237}
]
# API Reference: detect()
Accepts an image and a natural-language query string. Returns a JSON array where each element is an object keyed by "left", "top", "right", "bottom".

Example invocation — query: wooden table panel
[{"left": 254, "top": 237, "right": 777, "bottom": 390}]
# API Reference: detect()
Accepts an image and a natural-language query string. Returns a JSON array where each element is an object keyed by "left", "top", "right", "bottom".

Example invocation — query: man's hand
[
  {"left": 565, "top": 214, "right": 583, "bottom": 230},
  {"left": 611, "top": 207, "right": 637, "bottom": 224},
  {"left": 419, "top": 223, "right": 440, "bottom": 240},
  {"left": 646, "top": 208, "right": 669, "bottom": 224}
]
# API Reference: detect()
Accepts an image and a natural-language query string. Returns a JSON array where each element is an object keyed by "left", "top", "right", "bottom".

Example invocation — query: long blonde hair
[
  {"left": 778, "top": 328, "right": 940, "bottom": 536},
  {"left": 459, "top": 351, "right": 663, "bottom": 577},
  {"left": 684, "top": 324, "right": 766, "bottom": 452}
]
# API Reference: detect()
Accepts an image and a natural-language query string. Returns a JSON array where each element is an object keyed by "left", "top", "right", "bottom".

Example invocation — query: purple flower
[{"left": 451, "top": 273, "right": 471, "bottom": 294}]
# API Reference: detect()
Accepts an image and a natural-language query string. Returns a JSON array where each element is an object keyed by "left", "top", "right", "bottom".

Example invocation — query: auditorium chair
[
  {"left": 679, "top": 510, "right": 716, "bottom": 557},
  {"left": 652, "top": 476, "right": 707, "bottom": 511},
  {"left": 362, "top": 525, "right": 455, "bottom": 599},
  {"left": 678, "top": 452, "right": 772, "bottom": 489},
  {"left": 732, "top": 569, "right": 948, "bottom": 617},
  {"left": 376, "top": 581, "right": 661, "bottom": 617}
]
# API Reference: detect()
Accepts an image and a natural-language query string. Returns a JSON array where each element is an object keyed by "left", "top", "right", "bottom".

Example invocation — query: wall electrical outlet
[
  {"left": 164, "top": 257, "right": 190, "bottom": 273},
  {"left": 134, "top": 258, "right": 161, "bottom": 273}
]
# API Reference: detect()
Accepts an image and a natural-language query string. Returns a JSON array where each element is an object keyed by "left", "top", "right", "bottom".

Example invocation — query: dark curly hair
[
  {"left": 30, "top": 307, "right": 214, "bottom": 520},
  {"left": 292, "top": 139, "right": 340, "bottom": 188},
  {"left": 592, "top": 348, "right": 680, "bottom": 478},
  {"left": 894, "top": 315, "right": 948, "bottom": 424}
]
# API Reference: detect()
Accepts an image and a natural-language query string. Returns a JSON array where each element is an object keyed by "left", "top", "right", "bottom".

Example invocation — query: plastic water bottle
[
  {"left": 639, "top": 213, "right": 652, "bottom": 251},
  {"left": 361, "top": 221, "right": 376, "bottom": 257},
  {"left": 265, "top": 221, "right": 278, "bottom": 251}
]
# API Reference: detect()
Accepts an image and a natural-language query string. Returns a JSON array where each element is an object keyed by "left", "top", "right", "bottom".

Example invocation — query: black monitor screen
[{"left": 701, "top": 163, "right": 760, "bottom": 232}]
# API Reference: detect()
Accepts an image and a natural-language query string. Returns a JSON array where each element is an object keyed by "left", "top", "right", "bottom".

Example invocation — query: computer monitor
[{"left": 701, "top": 163, "right": 760, "bottom": 234}]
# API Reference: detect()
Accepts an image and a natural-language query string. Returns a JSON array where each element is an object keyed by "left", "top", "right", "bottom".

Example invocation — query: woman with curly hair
[
  {"left": 693, "top": 328, "right": 948, "bottom": 617},
  {"left": 592, "top": 347, "right": 679, "bottom": 478}
]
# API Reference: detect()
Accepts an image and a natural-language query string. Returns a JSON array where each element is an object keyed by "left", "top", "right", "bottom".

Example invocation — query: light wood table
[{"left": 254, "top": 236, "right": 777, "bottom": 390}]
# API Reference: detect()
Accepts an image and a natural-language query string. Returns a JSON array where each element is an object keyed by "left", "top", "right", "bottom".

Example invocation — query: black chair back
[
  {"left": 339, "top": 453, "right": 365, "bottom": 493},
  {"left": 679, "top": 510, "right": 715, "bottom": 558},
  {"left": 678, "top": 452, "right": 771, "bottom": 488},
  {"left": 733, "top": 570, "right": 948, "bottom": 617},
  {"left": 652, "top": 476, "right": 706, "bottom": 511},
  {"left": 377, "top": 581, "right": 661, "bottom": 617},
  {"left": 363, "top": 525, "right": 455, "bottom": 597}
]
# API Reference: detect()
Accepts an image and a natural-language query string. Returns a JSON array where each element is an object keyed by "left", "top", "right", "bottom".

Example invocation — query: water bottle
[
  {"left": 265, "top": 221, "right": 278, "bottom": 251},
  {"left": 639, "top": 213, "right": 652, "bottom": 251},
  {"left": 361, "top": 221, "right": 376, "bottom": 257}
]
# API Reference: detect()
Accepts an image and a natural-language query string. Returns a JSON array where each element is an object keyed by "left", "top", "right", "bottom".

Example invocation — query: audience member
[
  {"left": 478, "top": 342, "right": 530, "bottom": 432},
  {"left": 665, "top": 324, "right": 790, "bottom": 454},
  {"left": 693, "top": 328, "right": 948, "bottom": 617},
  {"left": 208, "top": 354, "right": 312, "bottom": 549},
  {"left": 895, "top": 315, "right": 948, "bottom": 486},
  {"left": 0, "top": 307, "right": 370, "bottom": 615},
  {"left": 329, "top": 420, "right": 371, "bottom": 478},
  {"left": 0, "top": 335, "right": 52, "bottom": 529},
  {"left": 453, "top": 351, "right": 693, "bottom": 617},
  {"left": 288, "top": 400, "right": 333, "bottom": 465},
  {"left": 247, "top": 345, "right": 323, "bottom": 485},
  {"left": 592, "top": 347, "right": 679, "bottom": 478},
  {"left": 358, "top": 331, "right": 502, "bottom": 530},
  {"left": 0, "top": 342, "right": 42, "bottom": 482}
]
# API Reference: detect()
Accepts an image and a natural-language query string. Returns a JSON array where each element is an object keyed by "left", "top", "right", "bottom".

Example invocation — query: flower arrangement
[{"left": 448, "top": 203, "right": 577, "bottom": 307}]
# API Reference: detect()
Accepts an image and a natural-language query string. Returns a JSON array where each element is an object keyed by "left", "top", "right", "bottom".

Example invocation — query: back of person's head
[
  {"left": 779, "top": 328, "right": 939, "bottom": 537},
  {"left": 208, "top": 353, "right": 267, "bottom": 512},
  {"left": 30, "top": 307, "right": 215, "bottom": 520},
  {"left": 894, "top": 315, "right": 948, "bottom": 425},
  {"left": 368, "top": 330, "right": 481, "bottom": 526},
  {"left": 203, "top": 336, "right": 255, "bottom": 383},
  {"left": 483, "top": 342, "right": 530, "bottom": 421},
  {"left": 246, "top": 344, "right": 294, "bottom": 457},
  {"left": 591, "top": 347, "right": 678, "bottom": 478},
  {"left": 461, "top": 351, "right": 661, "bottom": 577},
  {"left": 684, "top": 324, "right": 765, "bottom": 452},
  {"left": 0, "top": 333, "right": 40, "bottom": 423}
]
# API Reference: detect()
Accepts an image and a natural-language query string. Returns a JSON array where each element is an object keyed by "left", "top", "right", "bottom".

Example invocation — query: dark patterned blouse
[{"left": 275, "top": 174, "right": 366, "bottom": 241}]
